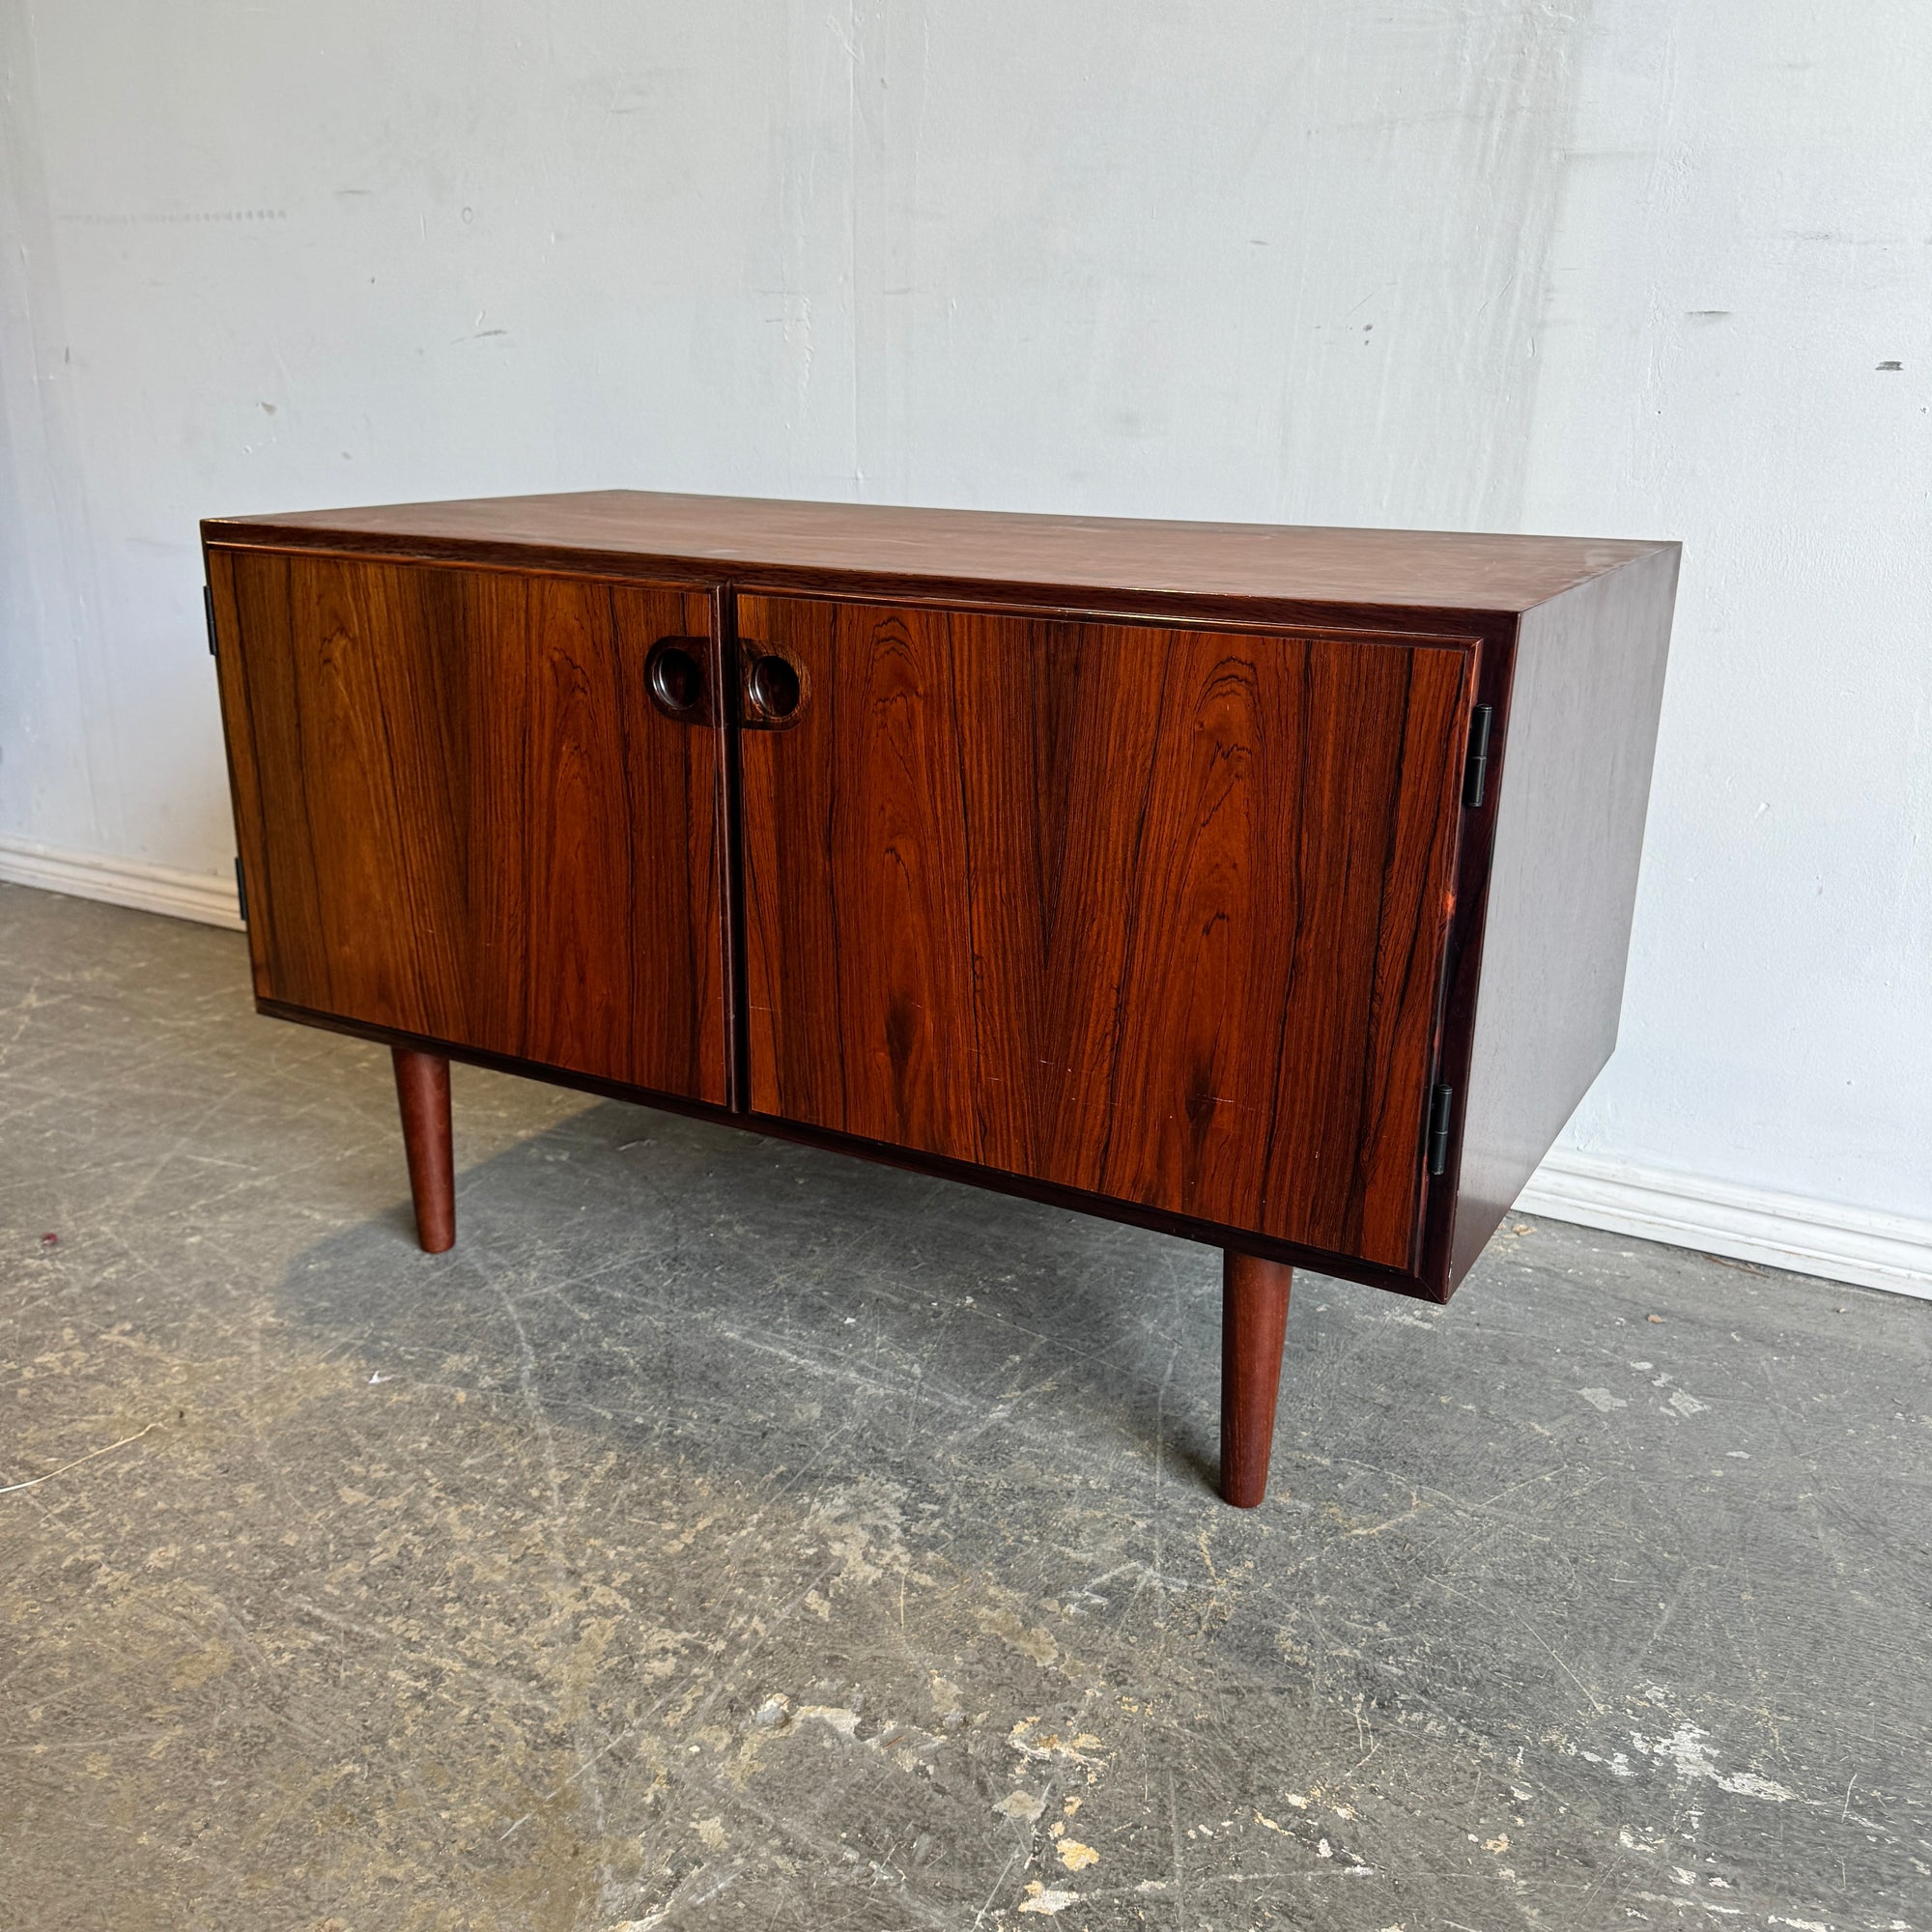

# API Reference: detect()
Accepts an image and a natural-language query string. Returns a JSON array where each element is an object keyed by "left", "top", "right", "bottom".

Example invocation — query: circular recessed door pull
[
  {"left": 646, "top": 639, "right": 707, "bottom": 722},
  {"left": 742, "top": 648, "right": 808, "bottom": 728}
]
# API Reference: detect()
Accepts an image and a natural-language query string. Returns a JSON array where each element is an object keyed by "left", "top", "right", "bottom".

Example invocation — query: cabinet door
[
  {"left": 213, "top": 551, "right": 728, "bottom": 1104},
  {"left": 738, "top": 596, "right": 1472, "bottom": 1267}
]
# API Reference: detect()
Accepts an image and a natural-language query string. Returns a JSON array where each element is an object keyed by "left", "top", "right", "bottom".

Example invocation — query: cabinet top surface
[{"left": 205, "top": 490, "right": 1674, "bottom": 615}]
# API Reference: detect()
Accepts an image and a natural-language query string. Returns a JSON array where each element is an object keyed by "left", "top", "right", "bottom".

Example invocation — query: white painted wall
[
  {"left": 1509, "top": 0, "right": 1932, "bottom": 1290},
  {"left": 2, "top": 2, "right": 1925, "bottom": 1290}
]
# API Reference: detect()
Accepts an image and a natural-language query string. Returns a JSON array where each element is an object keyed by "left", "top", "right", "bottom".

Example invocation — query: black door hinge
[
  {"left": 204, "top": 584, "right": 218, "bottom": 657},
  {"left": 1463, "top": 704, "right": 1492, "bottom": 808},
  {"left": 234, "top": 856, "right": 249, "bottom": 925},
  {"left": 1427, "top": 1084, "right": 1455, "bottom": 1177}
]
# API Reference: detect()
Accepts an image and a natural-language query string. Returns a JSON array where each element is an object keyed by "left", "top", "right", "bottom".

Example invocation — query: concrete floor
[{"left": 1, "top": 882, "right": 1926, "bottom": 1932}]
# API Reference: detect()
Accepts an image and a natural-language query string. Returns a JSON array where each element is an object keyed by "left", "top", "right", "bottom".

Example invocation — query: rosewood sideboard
[{"left": 203, "top": 492, "right": 1678, "bottom": 1506}]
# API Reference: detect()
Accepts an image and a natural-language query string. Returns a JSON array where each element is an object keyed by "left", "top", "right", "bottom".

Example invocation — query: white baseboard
[
  {"left": 0, "top": 835, "right": 243, "bottom": 930},
  {"left": 1519, "top": 1148, "right": 1932, "bottom": 1301}
]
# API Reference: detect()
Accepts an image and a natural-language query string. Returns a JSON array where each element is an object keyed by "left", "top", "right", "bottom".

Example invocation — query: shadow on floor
[{"left": 277, "top": 1095, "right": 1230, "bottom": 1512}]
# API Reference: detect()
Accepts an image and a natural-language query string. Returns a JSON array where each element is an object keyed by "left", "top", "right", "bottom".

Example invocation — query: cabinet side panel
[
  {"left": 206, "top": 547, "right": 274, "bottom": 1000},
  {"left": 1449, "top": 547, "right": 1679, "bottom": 1286}
]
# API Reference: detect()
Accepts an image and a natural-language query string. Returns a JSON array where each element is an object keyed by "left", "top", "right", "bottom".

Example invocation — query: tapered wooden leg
[
  {"left": 1220, "top": 1250, "right": 1292, "bottom": 1507},
  {"left": 391, "top": 1047, "right": 455, "bottom": 1254}
]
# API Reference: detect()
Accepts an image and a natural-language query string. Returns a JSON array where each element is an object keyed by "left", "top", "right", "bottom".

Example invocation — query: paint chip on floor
[{"left": 1018, "top": 1881, "right": 1079, "bottom": 1915}]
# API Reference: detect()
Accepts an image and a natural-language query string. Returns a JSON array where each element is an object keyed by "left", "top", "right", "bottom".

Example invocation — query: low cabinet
[{"left": 205, "top": 491, "right": 1677, "bottom": 1506}]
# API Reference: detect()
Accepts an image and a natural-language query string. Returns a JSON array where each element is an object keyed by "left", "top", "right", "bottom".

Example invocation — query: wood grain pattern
[
  {"left": 213, "top": 552, "right": 728, "bottom": 1102},
  {"left": 739, "top": 596, "right": 1473, "bottom": 1267},
  {"left": 203, "top": 494, "right": 1677, "bottom": 1305},
  {"left": 255, "top": 991, "right": 1446, "bottom": 1297},
  {"left": 206, "top": 490, "right": 1670, "bottom": 616}
]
